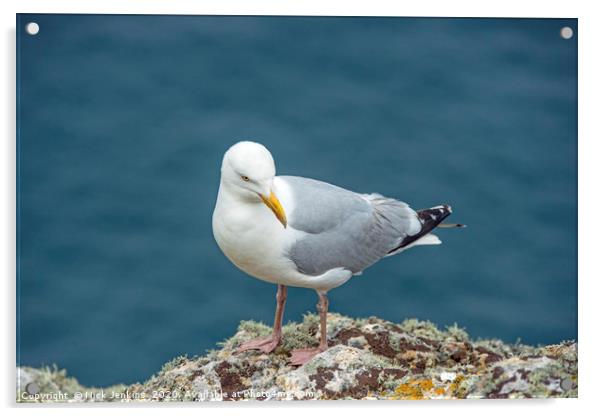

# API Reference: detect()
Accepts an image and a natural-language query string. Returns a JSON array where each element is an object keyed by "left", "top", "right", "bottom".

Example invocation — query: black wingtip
[
  {"left": 388, "top": 204, "right": 453, "bottom": 253},
  {"left": 417, "top": 205, "right": 452, "bottom": 225}
]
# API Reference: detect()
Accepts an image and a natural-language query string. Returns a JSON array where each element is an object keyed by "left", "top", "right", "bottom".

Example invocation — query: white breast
[
  {"left": 212, "top": 184, "right": 292, "bottom": 284},
  {"left": 212, "top": 180, "right": 354, "bottom": 291}
]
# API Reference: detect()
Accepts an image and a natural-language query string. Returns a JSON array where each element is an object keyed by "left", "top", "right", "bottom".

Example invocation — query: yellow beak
[{"left": 260, "top": 191, "right": 287, "bottom": 228}]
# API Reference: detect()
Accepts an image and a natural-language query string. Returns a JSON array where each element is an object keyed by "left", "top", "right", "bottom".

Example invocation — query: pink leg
[
  {"left": 290, "top": 291, "right": 329, "bottom": 366},
  {"left": 237, "top": 284, "right": 287, "bottom": 354}
]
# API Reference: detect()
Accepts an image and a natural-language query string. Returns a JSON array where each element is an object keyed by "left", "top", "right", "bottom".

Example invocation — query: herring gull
[{"left": 212, "top": 141, "right": 462, "bottom": 365}]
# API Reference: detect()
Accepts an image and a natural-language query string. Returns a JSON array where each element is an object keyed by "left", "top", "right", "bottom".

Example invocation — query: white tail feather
[
  {"left": 411, "top": 233, "right": 441, "bottom": 246},
  {"left": 386, "top": 233, "right": 441, "bottom": 256}
]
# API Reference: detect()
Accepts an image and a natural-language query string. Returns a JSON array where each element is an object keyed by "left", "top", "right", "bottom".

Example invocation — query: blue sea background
[{"left": 17, "top": 15, "right": 577, "bottom": 386}]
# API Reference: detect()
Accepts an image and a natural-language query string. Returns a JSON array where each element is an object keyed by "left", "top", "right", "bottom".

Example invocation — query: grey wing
[{"left": 280, "top": 176, "right": 422, "bottom": 276}]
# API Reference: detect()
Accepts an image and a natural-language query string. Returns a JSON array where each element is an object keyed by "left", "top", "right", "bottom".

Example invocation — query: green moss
[
  {"left": 160, "top": 354, "right": 188, "bottom": 373},
  {"left": 399, "top": 318, "right": 443, "bottom": 340},
  {"left": 238, "top": 320, "right": 272, "bottom": 336},
  {"left": 279, "top": 313, "right": 318, "bottom": 350},
  {"left": 299, "top": 312, "right": 320, "bottom": 332},
  {"left": 281, "top": 326, "right": 317, "bottom": 351},
  {"left": 215, "top": 320, "right": 272, "bottom": 351},
  {"left": 445, "top": 323, "right": 470, "bottom": 342},
  {"left": 387, "top": 331, "right": 403, "bottom": 352}
]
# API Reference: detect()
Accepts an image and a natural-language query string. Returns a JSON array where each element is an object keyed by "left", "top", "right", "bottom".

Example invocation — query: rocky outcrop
[{"left": 17, "top": 313, "right": 577, "bottom": 402}]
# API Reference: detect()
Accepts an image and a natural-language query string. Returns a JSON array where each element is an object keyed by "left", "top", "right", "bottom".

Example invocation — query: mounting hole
[
  {"left": 25, "top": 22, "right": 39, "bottom": 36},
  {"left": 560, "top": 378, "right": 574, "bottom": 391},
  {"left": 25, "top": 382, "right": 40, "bottom": 395},
  {"left": 560, "top": 26, "right": 573, "bottom": 40}
]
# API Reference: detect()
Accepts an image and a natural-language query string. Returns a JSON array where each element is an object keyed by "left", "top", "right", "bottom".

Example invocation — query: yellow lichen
[
  {"left": 447, "top": 375, "right": 466, "bottom": 397},
  {"left": 390, "top": 379, "right": 435, "bottom": 400},
  {"left": 419, "top": 379, "right": 434, "bottom": 390}
]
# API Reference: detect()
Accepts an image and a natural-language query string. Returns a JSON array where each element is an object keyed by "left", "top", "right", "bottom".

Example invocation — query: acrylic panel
[{"left": 16, "top": 14, "right": 577, "bottom": 402}]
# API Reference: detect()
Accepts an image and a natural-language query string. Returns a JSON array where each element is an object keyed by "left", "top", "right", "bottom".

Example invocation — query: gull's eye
[{"left": 240, "top": 175, "right": 250, "bottom": 182}]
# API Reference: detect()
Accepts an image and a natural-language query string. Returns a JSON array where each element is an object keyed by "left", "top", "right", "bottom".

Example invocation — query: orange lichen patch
[
  {"left": 419, "top": 379, "right": 434, "bottom": 390},
  {"left": 393, "top": 383, "right": 423, "bottom": 400},
  {"left": 434, "top": 387, "right": 446, "bottom": 395},
  {"left": 447, "top": 375, "right": 466, "bottom": 398},
  {"left": 391, "top": 379, "right": 435, "bottom": 400}
]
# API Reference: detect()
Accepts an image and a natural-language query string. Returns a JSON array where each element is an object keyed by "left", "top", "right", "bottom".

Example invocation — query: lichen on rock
[{"left": 17, "top": 313, "right": 577, "bottom": 402}]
